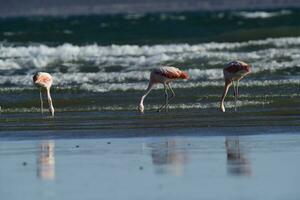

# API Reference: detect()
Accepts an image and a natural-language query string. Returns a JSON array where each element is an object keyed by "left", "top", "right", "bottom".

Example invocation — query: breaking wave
[{"left": 0, "top": 37, "right": 300, "bottom": 70}]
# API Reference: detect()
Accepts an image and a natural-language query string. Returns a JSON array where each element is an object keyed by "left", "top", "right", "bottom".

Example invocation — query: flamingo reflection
[
  {"left": 37, "top": 141, "right": 55, "bottom": 180},
  {"left": 225, "top": 136, "right": 251, "bottom": 176},
  {"left": 149, "top": 139, "right": 188, "bottom": 176}
]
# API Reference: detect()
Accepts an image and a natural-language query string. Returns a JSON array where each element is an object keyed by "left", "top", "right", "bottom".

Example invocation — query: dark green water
[{"left": 1, "top": 9, "right": 300, "bottom": 45}]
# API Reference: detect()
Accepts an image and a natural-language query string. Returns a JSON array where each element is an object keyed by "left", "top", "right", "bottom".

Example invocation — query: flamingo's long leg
[
  {"left": 167, "top": 83, "right": 176, "bottom": 102},
  {"left": 39, "top": 88, "right": 44, "bottom": 114},
  {"left": 164, "top": 83, "right": 176, "bottom": 110},
  {"left": 236, "top": 81, "right": 240, "bottom": 111},
  {"left": 158, "top": 84, "right": 168, "bottom": 112},
  {"left": 46, "top": 88, "right": 55, "bottom": 117},
  {"left": 236, "top": 81, "right": 239, "bottom": 98},
  {"left": 233, "top": 81, "right": 238, "bottom": 112}
]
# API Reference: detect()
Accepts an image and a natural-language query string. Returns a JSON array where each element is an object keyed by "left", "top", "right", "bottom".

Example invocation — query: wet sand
[
  {"left": 1, "top": 107, "right": 300, "bottom": 131},
  {"left": 1, "top": 127, "right": 300, "bottom": 200}
]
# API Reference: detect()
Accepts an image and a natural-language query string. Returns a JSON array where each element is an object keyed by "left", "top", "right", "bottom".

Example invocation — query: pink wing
[
  {"left": 224, "top": 61, "right": 250, "bottom": 74},
  {"left": 38, "top": 75, "right": 52, "bottom": 84},
  {"left": 33, "top": 73, "right": 53, "bottom": 87},
  {"left": 161, "top": 67, "right": 189, "bottom": 79}
]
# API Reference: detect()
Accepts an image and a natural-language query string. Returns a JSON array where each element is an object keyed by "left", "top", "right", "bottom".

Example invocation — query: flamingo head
[
  {"left": 33, "top": 73, "right": 39, "bottom": 84},
  {"left": 180, "top": 71, "right": 189, "bottom": 80},
  {"left": 138, "top": 104, "right": 144, "bottom": 113}
]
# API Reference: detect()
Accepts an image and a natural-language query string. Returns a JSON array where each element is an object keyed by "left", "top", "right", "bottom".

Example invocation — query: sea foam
[
  {"left": 0, "top": 37, "right": 299, "bottom": 93},
  {"left": 235, "top": 10, "right": 292, "bottom": 19},
  {"left": 1, "top": 37, "right": 300, "bottom": 72}
]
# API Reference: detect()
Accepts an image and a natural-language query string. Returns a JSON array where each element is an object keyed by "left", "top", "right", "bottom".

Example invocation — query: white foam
[
  {"left": 1, "top": 37, "right": 300, "bottom": 72},
  {"left": 77, "top": 79, "right": 300, "bottom": 93},
  {"left": 124, "top": 13, "right": 145, "bottom": 20},
  {"left": 0, "top": 59, "right": 21, "bottom": 70},
  {"left": 235, "top": 10, "right": 292, "bottom": 19},
  {"left": 1, "top": 69, "right": 299, "bottom": 92},
  {"left": 0, "top": 37, "right": 300, "bottom": 93},
  {"left": 159, "top": 14, "right": 186, "bottom": 21},
  {"left": 1, "top": 100, "right": 269, "bottom": 113}
]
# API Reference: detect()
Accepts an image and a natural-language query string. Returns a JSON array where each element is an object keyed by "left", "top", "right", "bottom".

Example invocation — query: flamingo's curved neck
[
  {"left": 139, "top": 95, "right": 146, "bottom": 107},
  {"left": 139, "top": 83, "right": 154, "bottom": 112},
  {"left": 140, "top": 84, "right": 153, "bottom": 103},
  {"left": 220, "top": 81, "right": 232, "bottom": 112}
]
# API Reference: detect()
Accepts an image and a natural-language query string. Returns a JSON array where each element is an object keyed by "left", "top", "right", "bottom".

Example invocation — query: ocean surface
[
  {"left": 0, "top": 9, "right": 300, "bottom": 131},
  {"left": 1, "top": 9, "right": 300, "bottom": 200}
]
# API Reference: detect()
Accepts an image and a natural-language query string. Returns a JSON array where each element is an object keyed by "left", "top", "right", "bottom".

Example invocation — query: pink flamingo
[
  {"left": 220, "top": 61, "right": 251, "bottom": 112},
  {"left": 138, "top": 66, "right": 189, "bottom": 113},
  {"left": 33, "top": 72, "right": 55, "bottom": 116}
]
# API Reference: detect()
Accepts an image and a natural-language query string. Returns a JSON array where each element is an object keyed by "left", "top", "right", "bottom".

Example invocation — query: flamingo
[
  {"left": 138, "top": 66, "right": 189, "bottom": 113},
  {"left": 33, "top": 72, "right": 55, "bottom": 116},
  {"left": 220, "top": 61, "right": 251, "bottom": 112}
]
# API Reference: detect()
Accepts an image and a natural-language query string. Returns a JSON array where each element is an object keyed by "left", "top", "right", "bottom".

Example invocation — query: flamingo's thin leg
[
  {"left": 167, "top": 83, "right": 176, "bottom": 102},
  {"left": 236, "top": 81, "right": 239, "bottom": 98},
  {"left": 39, "top": 88, "right": 44, "bottom": 114},
  {"left": 46, "top": 87, "right": 55, "bottom": 117},
  {"left": 164, "top": 83, "right": 176, "bottom": 111},
  {"left": 158, "top": 84, "right": 168, "bottom": 112},
  {"left": 233, "top": 81, "right": 237, "bottom": 112},
  {"left": 236, "top": 81, "right": 239, "bottom": 111}
]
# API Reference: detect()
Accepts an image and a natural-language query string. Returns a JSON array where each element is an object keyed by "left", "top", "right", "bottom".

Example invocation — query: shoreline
[{"left": 1, "top": 125, "right": 300, "bottom": 141}]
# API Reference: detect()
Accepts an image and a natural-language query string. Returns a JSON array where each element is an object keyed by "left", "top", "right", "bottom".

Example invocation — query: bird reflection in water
[
  {"left": 225, "top": 136, "right": 251, "bottom": 176},
  {"left": 149, "top": 139, "right": 188, "bottom": 176},
  {"left": 37, "top": 141, "right": 55, "bottom": 180}
]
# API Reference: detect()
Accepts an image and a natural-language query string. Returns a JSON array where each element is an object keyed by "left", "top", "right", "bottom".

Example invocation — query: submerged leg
[{"left": 40, "top": 88, "right": 44, "bottom": 114}]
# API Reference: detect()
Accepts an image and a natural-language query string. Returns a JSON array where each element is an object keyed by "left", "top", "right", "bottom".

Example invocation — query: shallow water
[
  {"left": 1, "top": 133, "right": 300, "bottom": 200},
  {"left": 1, "top": 8, "right": 300, "bottom": 200},
  {"left": 0, "top": 105, "right": 299, "bottom": 133},
  {"left": 0, "top": 10, "right": 300, "bottom": 115}
]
